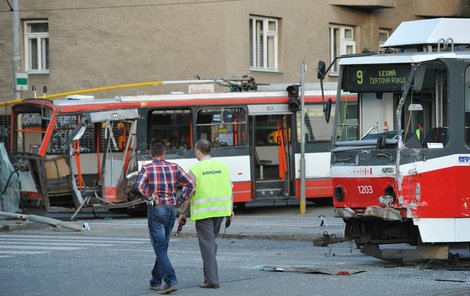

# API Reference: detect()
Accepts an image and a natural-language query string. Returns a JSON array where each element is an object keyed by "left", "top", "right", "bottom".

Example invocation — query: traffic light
[{"left": 286, "top": 84, "right": 300, "bottom": 112}]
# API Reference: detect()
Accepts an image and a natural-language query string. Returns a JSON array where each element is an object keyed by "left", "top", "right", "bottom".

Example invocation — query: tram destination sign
[{"left": 342, "top": 64, "right": 411, "bottom": 93}]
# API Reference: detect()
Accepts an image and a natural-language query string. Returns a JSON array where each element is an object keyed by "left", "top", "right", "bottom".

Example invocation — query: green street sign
[{"left": 16, "top": 73, "right": 28, "bottom": 91}]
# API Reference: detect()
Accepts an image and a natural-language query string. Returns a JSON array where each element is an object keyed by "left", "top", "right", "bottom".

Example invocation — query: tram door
[
  {"left": 249, "top": 111, "right": 293, "bottom": 199},
  {"left": 360, "top": 93, "right": 395, "bottom": 137}
]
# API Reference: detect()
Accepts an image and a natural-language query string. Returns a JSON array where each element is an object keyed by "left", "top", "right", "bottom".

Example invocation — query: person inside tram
[
  {"left": 404, "top": 121, "right": 424, "bottom": 148},
  {"left": 415, "top": 122, "right": 424, "bottom": 143}
]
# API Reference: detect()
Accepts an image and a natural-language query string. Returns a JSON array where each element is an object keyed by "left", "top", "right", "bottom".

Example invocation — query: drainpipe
[{"left": 12, "top": 0, "right": 20, "bottom": 100}]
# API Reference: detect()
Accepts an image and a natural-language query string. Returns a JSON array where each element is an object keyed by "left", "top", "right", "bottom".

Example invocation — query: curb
[
  {"left": 0, "top": 221, "right": 50, "bottom": 232},
  {"left": 174, "top": 231, "right": 343, "bottom": 242},
  {"left": 0, "top": 220, "right": 344, "bottom": 243}
]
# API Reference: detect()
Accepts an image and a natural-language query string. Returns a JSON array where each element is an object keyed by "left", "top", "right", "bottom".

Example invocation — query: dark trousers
[{"left": 195, "top": 217, "right": 224, "bottom": 285}]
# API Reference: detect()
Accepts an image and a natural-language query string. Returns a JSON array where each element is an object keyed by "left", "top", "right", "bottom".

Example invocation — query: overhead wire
[
  {"left": 0, "top": 0, "right": 245, "bottom": 13},
  {"left": 4, "top": 0, "right": 13, "bottom": 11}
]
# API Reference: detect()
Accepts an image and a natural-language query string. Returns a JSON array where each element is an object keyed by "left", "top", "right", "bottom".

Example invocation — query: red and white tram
[
  {"left": 325, "top": 18, "right": 470, "bottom": 261},
  {"left": 9, "top": 84, "right": 336, "bottom": 214}
]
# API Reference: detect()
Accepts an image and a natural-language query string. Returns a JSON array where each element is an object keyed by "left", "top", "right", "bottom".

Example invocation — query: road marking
[
  {"left": 0, "top": 245, "right": 82, "bottom": 251},
  {"left": 0, "top": 234, "right": 149, "bottom": 242},
  {"left": 0, "top": 234, "right": 149, "bottom": 258},
  {"left": 0, "top": 241, "right": 113, "bottom": 247},
  {"left": 0, "top": 250, "right": 46, "bottom": 255}
]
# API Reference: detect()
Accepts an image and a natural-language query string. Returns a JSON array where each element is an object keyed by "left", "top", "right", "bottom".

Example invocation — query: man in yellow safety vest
[
  {"left": 416, "top": 122, "right": 424, "bottom": 142},
  {"left": 178, "top": 139, "right": 233, "bottom": 289}
]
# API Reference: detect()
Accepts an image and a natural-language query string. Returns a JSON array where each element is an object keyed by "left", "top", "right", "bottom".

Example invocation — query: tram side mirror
[
  {"left": 72, "top": 125, "right": 87, "bottom": 141},
  {"left": 71, "top": 115, "right": 89, "bottom": 141},
  {"left": 317, "top": 61, "right": 326, "bottom": 80},
  {"left": 413, "top": 64, "right": 426, "bottom": 92},
  {"left": 324, "top": 98, "right": 332, "bottom": 123}
]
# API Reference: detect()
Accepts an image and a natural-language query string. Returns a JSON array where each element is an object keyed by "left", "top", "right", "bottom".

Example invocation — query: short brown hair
[
  {"left": 195, "top": 139, "right": 211, "bottom": 155},
  {"left": 149, "top": 139, "right": 166, "bottom": 157}
]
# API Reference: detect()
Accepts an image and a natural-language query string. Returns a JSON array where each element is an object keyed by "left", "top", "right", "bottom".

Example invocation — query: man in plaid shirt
[{"left": 135, "top": 140, "right": 195, "bottom": 294}]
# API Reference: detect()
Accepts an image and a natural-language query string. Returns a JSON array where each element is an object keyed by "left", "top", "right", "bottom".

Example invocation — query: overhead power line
[
  {"left": 4, "top": 0, "right": 13, "bottom": 11},
  {"left": 0, "top": 0, "right": 244, "bottom": 13}
]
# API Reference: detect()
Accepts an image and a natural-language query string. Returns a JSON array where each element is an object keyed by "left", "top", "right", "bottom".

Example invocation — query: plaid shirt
[{"left": 135, "top": 158, "right": 195, "bottom": 206}]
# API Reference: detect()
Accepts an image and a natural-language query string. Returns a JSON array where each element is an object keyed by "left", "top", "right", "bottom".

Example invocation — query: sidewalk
[{"left": 0, "top": 201, "right": 345, "bottom": 241}]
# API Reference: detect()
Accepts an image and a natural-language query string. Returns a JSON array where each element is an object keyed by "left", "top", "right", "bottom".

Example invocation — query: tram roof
[
  {"left": 382, "top": 18, "right": 470, "bottom": 48},
  {"left": 118, "top": 90, "right": 327, "bottom": 102},
  {"left": 338, "top": 51, "right": 470, "bottom": 66},
  {"left": 19, "top": 88, "right": 336, "bottom": 107}
]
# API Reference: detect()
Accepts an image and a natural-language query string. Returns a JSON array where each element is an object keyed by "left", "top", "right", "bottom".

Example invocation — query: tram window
[
  {"left": 403, "top": 62, "right": 448, "bottom": 149},
  {"left": 0, "top": 115, "right": 10, "bottom": 155},
  {"left": 52, "top": 116, "right": 131, "bottom": 154},
  {"left": 149, "top": 109, "right": 192, "bottom": 150},
  {"left": 98, "top": 121, "right": 133, "bottom": 153},
  {"left": 252, "top": 115, "right": 282, "bottom": 146},
  {"left": 196, "top": 107, "right": 246, "bottom": 147},
  {"left": 51, "top": 115, "right": 96, "bottom": 154},
  {"left": 296, "top": 103, "right": 335, "bottom": 143},
  {"left": 16, "top": 113, "right": 43, "bottom": 153},
  {"left": 465, "top": 66, "right": 470, "bottom": 146},
  {"left": 335, "top": 100, "right": 359, "bottom": 141}
]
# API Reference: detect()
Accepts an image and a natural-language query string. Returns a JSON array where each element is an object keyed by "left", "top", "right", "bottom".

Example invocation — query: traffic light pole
[{"left": 300, "top": 63, "right": 306, "bottom": 215}]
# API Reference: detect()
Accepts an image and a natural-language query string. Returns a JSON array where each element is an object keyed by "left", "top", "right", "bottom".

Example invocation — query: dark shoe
[
  {"left": 159, "top": 284, "right": 177, "bottom": 294},
  {"left": 149, "top": 283, "right": 161, "bottom": 291},
  {"left": 199, "top": 283, "right": 219, "bottom": 289}
]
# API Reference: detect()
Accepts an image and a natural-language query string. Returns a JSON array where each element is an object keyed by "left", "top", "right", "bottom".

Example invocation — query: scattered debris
[
  {"left": 82, "top": 222, "right": 91, "bottom": 231},
  {"left": 0, "top": 211, "right": 84, "bottom": 231},
  {"left": 319, "top": 215, "right": 327, "bottom": 227},
  {"left": 434, "top": 279, "right": 466, "bottom": 283},
  {"left": 259, "top": 265, "right": 365, "bottom": 275}
]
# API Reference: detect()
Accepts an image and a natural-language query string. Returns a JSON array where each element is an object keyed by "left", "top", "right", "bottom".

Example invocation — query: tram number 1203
[{"left": 357, "top": 185, "right": 373, "bottom": 194}]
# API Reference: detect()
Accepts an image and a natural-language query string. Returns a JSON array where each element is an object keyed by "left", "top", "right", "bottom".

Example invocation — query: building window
[
  {"left": 379, "top": 29, "right": 390, "bottom": 47},
  {"left": 24, "top": 20, "right": 49, "bottom": 73},
  {"left": 250, "top": 16, "right": 279, "bottom": 72},
  {"left": 329, "top": 25, "right": 356, "bottom": 75}
]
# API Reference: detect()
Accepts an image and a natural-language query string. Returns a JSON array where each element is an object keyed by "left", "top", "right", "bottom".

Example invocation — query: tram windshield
[{"left": 334, "top": 60, "right": 448, "bottom": 150}]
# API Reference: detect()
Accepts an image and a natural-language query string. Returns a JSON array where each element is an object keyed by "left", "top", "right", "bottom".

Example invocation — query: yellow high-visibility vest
[
  {"left": 190, "top": 159, "right": 232, "bottom": 221},
  {"left": 416, "top": 128, "right": 421, "bottom": 140}
]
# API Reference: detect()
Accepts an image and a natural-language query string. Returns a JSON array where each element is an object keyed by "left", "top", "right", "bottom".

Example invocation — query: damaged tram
[
  {"left": 325, "top": 18, "right": 470, "bottom": 261},
  {"left": 9, "top": 85, "right": 335, "bottom": 216},
  {"left": 11, "top": 98, "right": 141, "bottom": 216}
]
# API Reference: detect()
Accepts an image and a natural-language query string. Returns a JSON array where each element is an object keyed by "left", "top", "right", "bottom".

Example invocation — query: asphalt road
[
  {"left": 1, "top": 201, "right": 470, "bottom": 296},
  {"left": 1, "top": 231, "right": 469, "bottom": 296}
]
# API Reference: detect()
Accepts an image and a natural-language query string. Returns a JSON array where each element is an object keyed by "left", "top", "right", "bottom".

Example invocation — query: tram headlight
[{"left": 334, "top": 186, "right": 345, "bottom": 202}]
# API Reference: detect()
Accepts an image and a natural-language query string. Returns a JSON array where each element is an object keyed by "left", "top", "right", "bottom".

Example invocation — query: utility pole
[
  {"left": 12, "top": 0, "right": 20, "bottom": 99},
  {"left": 300, "top": 62, "right": 306, "bottom": 215}
]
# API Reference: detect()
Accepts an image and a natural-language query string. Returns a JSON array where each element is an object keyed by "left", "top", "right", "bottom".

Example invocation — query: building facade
[{"left": 0, "top": 0, "right": 468, "bottom": 102}]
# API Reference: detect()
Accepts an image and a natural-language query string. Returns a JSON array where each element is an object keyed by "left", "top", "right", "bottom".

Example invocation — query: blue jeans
[{"left": 147, "top": 206, "right": 178, "bottom": 287}]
